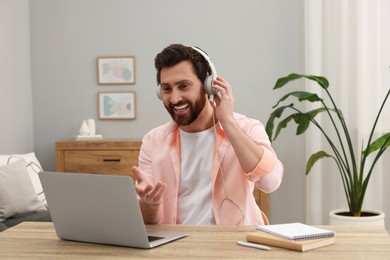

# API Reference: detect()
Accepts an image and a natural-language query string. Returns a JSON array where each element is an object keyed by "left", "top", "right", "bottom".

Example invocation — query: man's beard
[{"left": 165, "top": 95, "right": 207, "bottom": 126}]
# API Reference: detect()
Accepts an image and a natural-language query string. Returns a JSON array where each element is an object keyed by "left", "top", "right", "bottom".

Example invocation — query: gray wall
[
  {"left": 5, "top": 0, "right": 305, "bottom": 224},
  {"left": 0, "top": 0, "right": 34, "bottom": 154}
]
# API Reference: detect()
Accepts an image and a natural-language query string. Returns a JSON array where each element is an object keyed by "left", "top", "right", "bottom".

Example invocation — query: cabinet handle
[{"left": 102, "top": 159, "right": 121, "bottom": 162}]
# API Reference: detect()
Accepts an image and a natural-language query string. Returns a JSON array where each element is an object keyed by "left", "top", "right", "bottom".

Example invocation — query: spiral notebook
[
  {"left": 256, "top": 222, "right": 335, "bottom": 241},
  {"left": 246, "top": 231, "right": 335, "bottom": 252}
]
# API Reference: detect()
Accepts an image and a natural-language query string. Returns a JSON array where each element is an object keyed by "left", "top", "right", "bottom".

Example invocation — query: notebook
[
  {"left": 39, "top": 171, "right": 187, "bottom": 248},
  {"left": 246, "top": 231, "right": 335, "bottom": 252},
  {"left": 256, "top": 222, "right": 335, "bottom": 240}
]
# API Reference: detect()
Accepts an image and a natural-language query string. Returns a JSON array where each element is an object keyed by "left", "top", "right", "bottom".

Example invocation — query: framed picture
[
  {"left": 97, "top": 56, "right": 136, "bottom": 84},
  {"left": 98, "top": 91, "right": 136, "bottom": 120}
]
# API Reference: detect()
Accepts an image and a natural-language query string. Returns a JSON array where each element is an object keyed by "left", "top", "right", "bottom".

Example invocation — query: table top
[{"left": 0, "top": 222, "right": 389, "bottom": 259}]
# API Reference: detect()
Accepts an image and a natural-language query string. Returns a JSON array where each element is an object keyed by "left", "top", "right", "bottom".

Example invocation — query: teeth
[{"left": 174, "top": 104, "right": 188, "bottom": 111}]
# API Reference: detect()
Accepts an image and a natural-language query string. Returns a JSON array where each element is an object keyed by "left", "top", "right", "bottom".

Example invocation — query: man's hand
[
  {"left": 210, "top": 76, "right": 235, "bottom": 125},
  {"left": 132, "top": 166, "right": 166, "bottom": 206}
]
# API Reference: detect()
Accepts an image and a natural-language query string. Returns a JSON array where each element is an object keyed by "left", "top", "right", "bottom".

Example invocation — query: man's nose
[{"left": 170, "top": 89, "right": 182, "bottom": 104}]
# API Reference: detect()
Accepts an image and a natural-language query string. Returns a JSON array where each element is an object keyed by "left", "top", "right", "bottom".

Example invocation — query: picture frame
[
  {"left": 97, "top": 56, "right": 136, "bottom": 84},
  {"left": 98, "top": 91, "right": 136, "bottom": 120}
]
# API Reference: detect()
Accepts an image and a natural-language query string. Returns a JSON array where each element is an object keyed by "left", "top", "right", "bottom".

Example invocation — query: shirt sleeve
[{"left": 243, "top": 119, "right": 284, "bottom": 193}]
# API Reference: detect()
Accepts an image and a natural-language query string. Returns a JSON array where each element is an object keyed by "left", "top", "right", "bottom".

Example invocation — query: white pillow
[
  {"left": 0, "top": 152, "right": 47, "bottom": 207},
  {"left": 0, "top": 159, "right": 47, "bottom": 222}
]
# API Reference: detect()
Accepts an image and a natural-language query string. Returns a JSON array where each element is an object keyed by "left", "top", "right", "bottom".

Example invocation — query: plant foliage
[{"left": 266, "top": 73, "right": 390, "bottom": 216}]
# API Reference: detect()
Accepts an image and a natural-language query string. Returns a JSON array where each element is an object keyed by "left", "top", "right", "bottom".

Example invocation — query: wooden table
[{"left": 0, "top": 222, "right": 389, "bottom": 259}]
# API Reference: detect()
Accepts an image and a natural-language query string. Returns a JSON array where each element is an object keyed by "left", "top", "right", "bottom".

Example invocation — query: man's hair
[{"left": 154, "top": 44, "right": 210, "bottom": 85}]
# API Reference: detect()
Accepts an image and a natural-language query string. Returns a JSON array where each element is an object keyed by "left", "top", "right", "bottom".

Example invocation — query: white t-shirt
[{"left": 177, "top": 127, "right": 216, "bottom": 224}]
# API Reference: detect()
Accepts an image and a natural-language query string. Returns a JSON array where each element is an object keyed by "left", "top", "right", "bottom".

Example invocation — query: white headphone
[{"left": 156, "top": 46, "right": 218, "bottom": 100}]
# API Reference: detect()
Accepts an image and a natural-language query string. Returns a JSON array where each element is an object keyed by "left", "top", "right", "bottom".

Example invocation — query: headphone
[{"left": 156, "top": 46, "right": 218, "bottom": 100}]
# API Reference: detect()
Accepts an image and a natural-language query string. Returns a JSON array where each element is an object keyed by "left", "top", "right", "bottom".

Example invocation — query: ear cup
[
  {"left": 156, "top": 85, "right": 162, "bottom": 100},
  {"left": 204, "top": 76, "right": 215, "bottom": 96},
  {"left": 191, "top": 46, "right": 218, "bottom": 97}
]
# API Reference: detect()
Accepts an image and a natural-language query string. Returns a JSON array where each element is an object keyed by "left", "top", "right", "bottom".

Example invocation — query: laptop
[{"left": 39, "top": 171, "right": 187, "bottom": 248}]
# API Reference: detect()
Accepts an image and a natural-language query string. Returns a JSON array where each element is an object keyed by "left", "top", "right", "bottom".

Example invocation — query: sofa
[
  {"left": 0, "top": 211, "right": 51, "bottom": 232},
  {"left": 0, "top": 153, "right": 52, "bottom": 232}
]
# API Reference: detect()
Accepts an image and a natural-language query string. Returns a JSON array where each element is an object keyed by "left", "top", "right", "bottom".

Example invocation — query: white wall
[
  {"left": 28, "top": 0, "right": 305, "bottom": 224},
  {"left": 0, "top": 0, "right": 34, "bottom": 154}
]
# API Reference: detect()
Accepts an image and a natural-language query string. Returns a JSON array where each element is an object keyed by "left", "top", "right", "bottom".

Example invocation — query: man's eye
[{"left": 161, "top": 87, "right": 171, "bottom": 92}]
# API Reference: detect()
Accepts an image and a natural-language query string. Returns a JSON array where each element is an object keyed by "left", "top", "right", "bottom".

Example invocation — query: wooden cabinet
[
  {"left": 55, "top": 139, "right": 269, "bottom": 221},
  {"left": 56, "top": 140, "right": 142, "bottom": 178}
]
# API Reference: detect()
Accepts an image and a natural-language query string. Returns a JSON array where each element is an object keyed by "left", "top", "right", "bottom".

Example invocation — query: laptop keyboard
[{"left": 148, "top": 235, "right": 165, "bottom": 242}]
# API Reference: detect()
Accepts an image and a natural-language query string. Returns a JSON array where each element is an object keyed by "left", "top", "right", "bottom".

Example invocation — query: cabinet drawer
[{"left": 63, "top": 150, "right": 138, "bottom": 177}]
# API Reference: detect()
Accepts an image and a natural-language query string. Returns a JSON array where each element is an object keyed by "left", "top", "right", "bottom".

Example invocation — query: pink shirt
[{"left": 138, "top": 113, "right": 283, "bottom": 225}]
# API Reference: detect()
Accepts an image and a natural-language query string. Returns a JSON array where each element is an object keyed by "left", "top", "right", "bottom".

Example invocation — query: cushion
[
  {"left": 0, "top": 152, "right": 46, "bottom": 207},
  {"left": 0, "top": 159, "right": 47, "bottom": 222}
]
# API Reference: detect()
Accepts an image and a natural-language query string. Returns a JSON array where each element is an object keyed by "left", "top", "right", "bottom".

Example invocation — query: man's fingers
[
  {"left": 140, "top": 182, "right": 166, "bottom": 204},
  {"left": 149, "top": 182, "right": 166, "bottom": 200},
  {"left": 132, "top": 166, "right": 144, "bottom": 184},
  {"left": 137, "top": 184, "right": 153, "bottom": 198},
  {"left": 151, "top": 183, "right": 166, "bottom": 203}
]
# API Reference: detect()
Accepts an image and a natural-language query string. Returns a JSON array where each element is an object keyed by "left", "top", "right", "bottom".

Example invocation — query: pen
[{"left": 236, "top": 240, "right": 271, "bottom": 251}]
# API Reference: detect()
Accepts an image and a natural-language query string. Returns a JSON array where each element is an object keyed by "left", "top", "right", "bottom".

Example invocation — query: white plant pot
[{"left": 329, "top": 209, "right": 385, "bottom": 226}]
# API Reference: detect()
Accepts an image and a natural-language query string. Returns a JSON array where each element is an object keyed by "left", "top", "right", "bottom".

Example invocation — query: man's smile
[{"left": 174, "top": 103, "right": 190, "bottom": 112}]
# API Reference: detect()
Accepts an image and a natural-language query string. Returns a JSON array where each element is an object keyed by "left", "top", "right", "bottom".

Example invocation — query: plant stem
[{"left": 289, "top": 106, "right": 353, "bottom": 202}]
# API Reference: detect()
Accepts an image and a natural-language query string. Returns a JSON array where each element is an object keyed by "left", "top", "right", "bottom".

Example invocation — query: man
[{"left": 132, "top": 44, "right": 283, "bottom": 225}]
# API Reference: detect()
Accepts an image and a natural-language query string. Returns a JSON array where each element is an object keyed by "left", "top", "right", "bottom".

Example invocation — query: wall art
[
  {"left": 98, "top": 91, "right": 136, "bottom": 120},
  {"left": 97, "top": 56, "right": 135, "bottom": 84}
]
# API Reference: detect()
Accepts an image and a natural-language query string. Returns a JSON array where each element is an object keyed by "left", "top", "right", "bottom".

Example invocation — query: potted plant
[{"left": 266, "top": 73, "right": 390, "bottom": 224}]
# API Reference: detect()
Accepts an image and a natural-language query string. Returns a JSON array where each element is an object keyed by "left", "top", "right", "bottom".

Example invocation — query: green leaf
[
  {"left": 274, "top": 73, "right": 303, "bottom": 89},
  {"left": 363, "top": 132, "right": 390, "bottom": 155},
  {"left": 271, "top": 108, "right": 330, "bottom": 139},
  {"left": 306, "top": 107, "right": 328, "bottom": 117},
  {"left": 274, "top": 73, "right": 329, "bottom": 90},
  {"left": 272, "top": 91, "right": 322, "bottom": 108},
  {"left": 265, "top": 104, "right": 294, "bottom": 140},
  {"left": 306, "top": 151, "right": 333, "bottom": 175},
  {"left": 305, "top": 75, "right": 329, "bottom": 89},
  {"left": 274, "top": 114, "right": 296, "bottom": 140},
  {"left": 294, "top": 114, "right": 311, "bottom": 135},
  {"left": 292, "top": 108, "right": 329, "bottom": 135}
]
